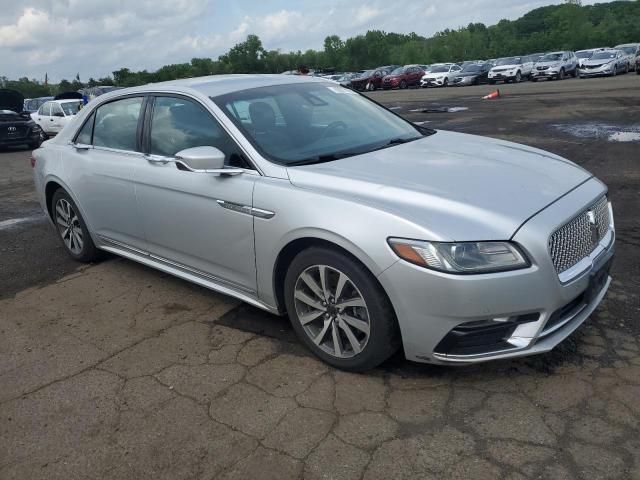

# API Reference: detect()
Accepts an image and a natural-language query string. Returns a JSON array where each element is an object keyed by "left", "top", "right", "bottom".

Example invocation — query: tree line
[{"left": 2, "top": 0, "right": 639, "bottom": 97}]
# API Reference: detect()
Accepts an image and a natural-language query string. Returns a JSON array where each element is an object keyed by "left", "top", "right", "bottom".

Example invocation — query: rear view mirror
[{"left": 174, "top": 146, "right": 243, "bottom": 176}]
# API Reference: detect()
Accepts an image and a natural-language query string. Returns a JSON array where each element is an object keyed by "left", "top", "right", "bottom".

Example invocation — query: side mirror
[{"left": 174, "top": 146, "right": 243, "bottom": 176}]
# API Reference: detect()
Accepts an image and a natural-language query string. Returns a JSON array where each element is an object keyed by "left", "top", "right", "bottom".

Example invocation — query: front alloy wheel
[
  {"left": 293, "top": 265, "right": 370, "bottom": 359},
  {"left": 284, "top": 247, "right": 399, "bottom": 371}
]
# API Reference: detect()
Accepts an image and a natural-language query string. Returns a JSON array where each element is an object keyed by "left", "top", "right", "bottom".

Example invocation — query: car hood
[
  {"left": 582, "top": 58, "right": 613, "bottom": 66},
  {"left": 383, "top": 75, "right": 403, "bottom": 80},
  {"left": 492, "top": 64, "right": 521, "bottom": 70},
  {"left": 423, "top": 72, "right": 448, "bottom": 78},
  {"left": 456, "top": 72, "right": 480, "bottom": 77},
  {"left": 535, "top": 61, "right": 560, "bottom": 68},
  {"left": 287, "top": 130, "right": 592, "bottom": 241},
  {"left": 0, "top": 89, "right": 25, "bottom": 113}
]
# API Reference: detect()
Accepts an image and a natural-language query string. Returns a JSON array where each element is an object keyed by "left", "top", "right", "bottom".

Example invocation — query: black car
[
  {"left": 0, "top": 89, "right": 44, "bottom": 150},
  {"left": 451, "top": 62, "right": 492, "bottom": 86}
]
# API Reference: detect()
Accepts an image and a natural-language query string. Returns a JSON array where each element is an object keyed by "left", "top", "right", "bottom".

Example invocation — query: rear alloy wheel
[
  {"left": 52, "top": 190, "right": 100, "bottom": 262},
  {"left": 284, "top": 247, "right": 399, "bottom": 371}
]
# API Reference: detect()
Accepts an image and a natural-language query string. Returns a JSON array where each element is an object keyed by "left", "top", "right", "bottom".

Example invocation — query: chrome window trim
[{"left": 91, "top": 145, "right": 146, "bottom": 157}]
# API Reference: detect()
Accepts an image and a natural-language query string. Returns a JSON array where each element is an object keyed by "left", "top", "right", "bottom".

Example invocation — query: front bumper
[
  {"left": 378, "top": 178, "right": 615, "bottom": 365},
  {"left": 452, "top": 77, "right": 474, "bottom": 86},
  {"left": 420, "top": 78, "right": 446, "bottom": 87},
  {"left": 0, "top": 130, "right": 41, "bottom": 147},
  {"left": 531, "top": 69, "right": 560, "bottom": 79},
  {"left": 578, "top": 65, "right": 614, "bottom": 77},
  {"left": 488, "top": 72, "right": 517, "bottom": 81}
]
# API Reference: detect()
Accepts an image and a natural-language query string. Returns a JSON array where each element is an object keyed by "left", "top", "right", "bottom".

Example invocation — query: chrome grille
[{"left": 549, "top": 196, "right": 610, "bottom": 274}]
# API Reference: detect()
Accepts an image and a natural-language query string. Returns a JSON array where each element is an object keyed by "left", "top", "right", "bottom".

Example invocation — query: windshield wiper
[{"left": 288, "top": 152, "right": 360, "bottom": 166}]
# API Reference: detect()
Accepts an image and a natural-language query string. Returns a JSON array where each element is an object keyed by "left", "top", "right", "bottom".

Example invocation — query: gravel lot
[{"left": 1, "top": 74, "right": 639, "bottom": 480}]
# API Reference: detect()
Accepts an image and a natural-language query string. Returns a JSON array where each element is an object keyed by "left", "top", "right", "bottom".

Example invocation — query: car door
[
  {"left": 34, "top": 102, "right": 51, "bottom": 133},
  {"left": 68, "top": 96, "right": 148, "bottom": 251},
  {"left": 449, "top": 65, "right": 461, "bottom": 80},
  {"left": 134, "top": 94, "right": 259, "bottom": 293},
  {"left": 49, "top": 103, "right": 66, "bottom": 133}
]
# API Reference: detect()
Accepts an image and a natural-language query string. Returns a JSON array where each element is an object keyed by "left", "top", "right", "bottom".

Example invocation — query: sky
[{"left": 0, "top": 0, "right": 600, "bottom": 82}]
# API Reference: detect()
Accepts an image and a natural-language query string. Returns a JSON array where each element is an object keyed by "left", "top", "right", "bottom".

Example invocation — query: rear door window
[
  {"left": 93, "top": 97, "right": 144, "bottom": 152},
  {"left": 38, "top": 103, "right": 51, "bottom": 116}
]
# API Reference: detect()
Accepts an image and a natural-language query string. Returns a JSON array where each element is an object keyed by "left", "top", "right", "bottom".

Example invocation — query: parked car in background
[
  {"left": 579, "top": 49, "right": 629, "bottom": 78},
  {"left": 636, "top": 54, "right": 640, "bottom": 74},
  {"left": 531, "top": 51, "right": 579, "bottom": 81},
  {"left": 382, "top": 65, "right": 425, "bottom": 89},
  {"left": 33, "top": 75, "right": 615, "bottom": 370},
  {"left": 0, "top": 89, "right": 44, "bottom": 149},
  {"left": 350, "top": 67, "right": 395, "bottom": 91},
  {"left": 452, "top": 62, "right": 492, "bottom": 86},
  {"left": 576, "top": 48, "right": 606, "bottom": 68},
  {"left": 488, "top": 56, "right": 533, "bottom": 83},
  {"left": 31, "top": 99, "right": 84, "bottom": 136},
  {"left": 614, "top": 43, "right": 640, "bottom": 71},
  {"left": 420, "top": 64, "right": 461, "bottom": 87},
  {"left": 23, "top": 96, "right": 54, "bottom": 114}
]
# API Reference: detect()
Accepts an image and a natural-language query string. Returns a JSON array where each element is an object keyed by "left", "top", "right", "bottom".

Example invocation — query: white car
[
  {"left": 31, "top": 99, "right": 84, "bottom": 136},
  {"left": 420, "top": 64, "right": 461, "bottom": 87},
  {"left": 614, "top": 43, "right": 640, "bottom": 71},
  {"left": 488, "top": 56, "right": 534, "bottom": 83}
]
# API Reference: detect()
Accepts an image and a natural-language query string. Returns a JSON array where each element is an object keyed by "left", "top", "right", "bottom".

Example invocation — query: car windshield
[
  {"left": 357, "top": 70, "right": 373, "bottom": 78},
  {"left": 576, "top": 51, "right": 593, "bottom": 58},
  {"left": 213, "top": 83, "right": 428, "bottom": 166},
  {"left": 391, "top": 67, "right": 405, "bottom": 75},
  {"left": 619, "top": 46, "right": 636, "bottom": 55},
  {"left": 592, "top": 51, "right": 617, "bottom": 60},
  {"left": 540, "top": 53, "right": 562, "bottom": 62},
  {"left": 430, "top": 65, "right": 449, "bottom": 73},
  {"left": 462, "top": 64, "right": 482, "bottom": 73},
  {"left": 60, "top": 101, "right": 82, "bottom": 116},
  {"left": 496, "top": 57, "right": 519, "bottom": 65}
]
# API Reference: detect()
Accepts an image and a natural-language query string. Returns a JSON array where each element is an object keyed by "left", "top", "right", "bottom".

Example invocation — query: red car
[
  {"left": 382, "top": 65, "right": 425, "bottom": 89},
  {"left": 350, "top": 67, "right": 396, "bottom": 91}
]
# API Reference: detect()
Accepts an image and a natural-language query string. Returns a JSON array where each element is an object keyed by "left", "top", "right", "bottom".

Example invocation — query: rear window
[{"left": 93, "top": 97, "right": 143, "bottom": 151}]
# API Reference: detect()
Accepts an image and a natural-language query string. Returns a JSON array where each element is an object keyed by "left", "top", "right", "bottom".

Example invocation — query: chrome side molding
[{"left": 216, "top": 200, "right": 275, "bottom": 219}]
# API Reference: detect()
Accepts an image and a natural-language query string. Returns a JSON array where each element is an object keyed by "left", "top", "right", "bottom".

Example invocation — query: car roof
[
  {"left": 615, "top": 43, "right": 639, "bottom": 47},
  {"left": 108, "top": 74, "right": 330, "bottom": 99}
]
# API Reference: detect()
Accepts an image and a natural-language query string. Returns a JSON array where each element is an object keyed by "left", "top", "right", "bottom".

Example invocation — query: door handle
[{"left": 144, "top": 154, "right": 173, "bottom": 164}]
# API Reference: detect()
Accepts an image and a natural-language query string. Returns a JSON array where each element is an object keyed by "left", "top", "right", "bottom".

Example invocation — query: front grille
[
  {"left": 537, "top": 66, "right": 549, "bottom": 71},
  {"left": 548, "top": 196, "right": 610, "bottom": 274},
  {"left": 585, "top": 64, "right": 604, "bottom": 69}
]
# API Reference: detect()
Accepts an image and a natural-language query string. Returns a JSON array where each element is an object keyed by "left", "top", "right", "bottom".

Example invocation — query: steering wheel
[{"left": 319, "top": 121, "right": 348, "bottom": 140}]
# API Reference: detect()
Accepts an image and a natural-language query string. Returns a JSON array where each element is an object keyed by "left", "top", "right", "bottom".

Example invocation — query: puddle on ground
[
  {"left": 553, "top": 123, "right": 640, "bottom": 143},
  {"left": 409, "top": 106, "right": 468, "bottom": 113},
  {"left": 413, "top": 121, "right": 431, "bottom": 125},
  {"left": 388, "top": 106, "right": 402, "bottom": 110}
]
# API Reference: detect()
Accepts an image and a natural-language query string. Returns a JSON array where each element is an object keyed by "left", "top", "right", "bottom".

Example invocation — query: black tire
[
  {"left": 558, "top": 68, "right": 565, "bottom": 80},
  {"left": 531, "top": 77, "right": 538, "bottom": 82},
  {"left": 443, "top": 78, "right": 449, "bottom": 87},
  {"left": 636, "top": 67, "right": 640, "bottom": 75},
  {"left": 28, "top": 142, "right": 40, "bottom": 150},
  {"left": 489, "top": 79, "right": 496, "bottom": 85},
  {"left": 51, "top": 189, "right": 101, "bottom": 262},
  {"left": 284, "top": 247, "right": 400, "bottom": 371},
  {"left": 515, "top": 71, "right": 521, "bottom": 83},
  {"left": 400, "top": 80, "right": 407, "bottom": 89}
]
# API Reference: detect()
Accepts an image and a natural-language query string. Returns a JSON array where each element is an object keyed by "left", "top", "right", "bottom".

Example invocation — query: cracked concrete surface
[{"left": 1, "top": 258, "right": 638, "bottom": 480}]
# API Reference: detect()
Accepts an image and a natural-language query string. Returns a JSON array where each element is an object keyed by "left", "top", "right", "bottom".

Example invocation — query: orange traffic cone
[{"left": 482, "top": 89, "right": 500, "bottom": 100}]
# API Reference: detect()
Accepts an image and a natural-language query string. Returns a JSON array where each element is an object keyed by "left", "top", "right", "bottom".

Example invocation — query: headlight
[
  {"left": 388, "top": 239, "right": 530, "bottom": 274},
  {"left": 32, "top": 124, "right": 41, "bottom": 131}
]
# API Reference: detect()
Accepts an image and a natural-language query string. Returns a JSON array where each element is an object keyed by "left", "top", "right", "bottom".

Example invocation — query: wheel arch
[
  {"left": 270, "top": 233, "right": 394, "bottom": 316},
  {"left": 43, "top": 176, "right": 95, "bottom": 235}
]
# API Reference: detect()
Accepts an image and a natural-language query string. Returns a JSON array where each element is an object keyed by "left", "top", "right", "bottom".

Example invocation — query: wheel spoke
[
  {"left": 340, "top": 313, "right": 370, "bottom": 335},
  {"left": 334, "top": 272, "right": 348, "bottom": 301},
  {"left": 68, "top": 230, "right": 76, "bottom": 250},
  {"left": 299, "top": 309, "right": 325, "bottom": 326},
  {"left": 56, "top": 203, "right": 68, "bottom": 221},
  {"left": 294, "top": 290, "right": 325, "bottom": 311},
  {"left": 56, "top": 216, "right": 67, "bottom": 227},
  {"left": 336, "top": 297, "right": 366, "bottom": 309},
  {"left": 338, "top": 318, "right": 361, "bottom": 354},
  {"left": 331, "top": 322, "right": 342, "bottom": 357},
  {"left": 72, "top": 231, "right": 83, "bottom": 250},
  {"left": 313, "top": 319, "right": 332, "bottom": 345},
  {"left": 300, "top": 272, "right": 325, "bottom": 301},
  {"left": 318, "top": 266, "right": 331, "bottom": 300}
]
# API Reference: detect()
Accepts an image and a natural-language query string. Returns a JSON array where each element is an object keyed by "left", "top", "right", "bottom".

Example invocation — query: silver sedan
[{"left": 32, "top": 75, "right": 615, "bottom": 371}]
